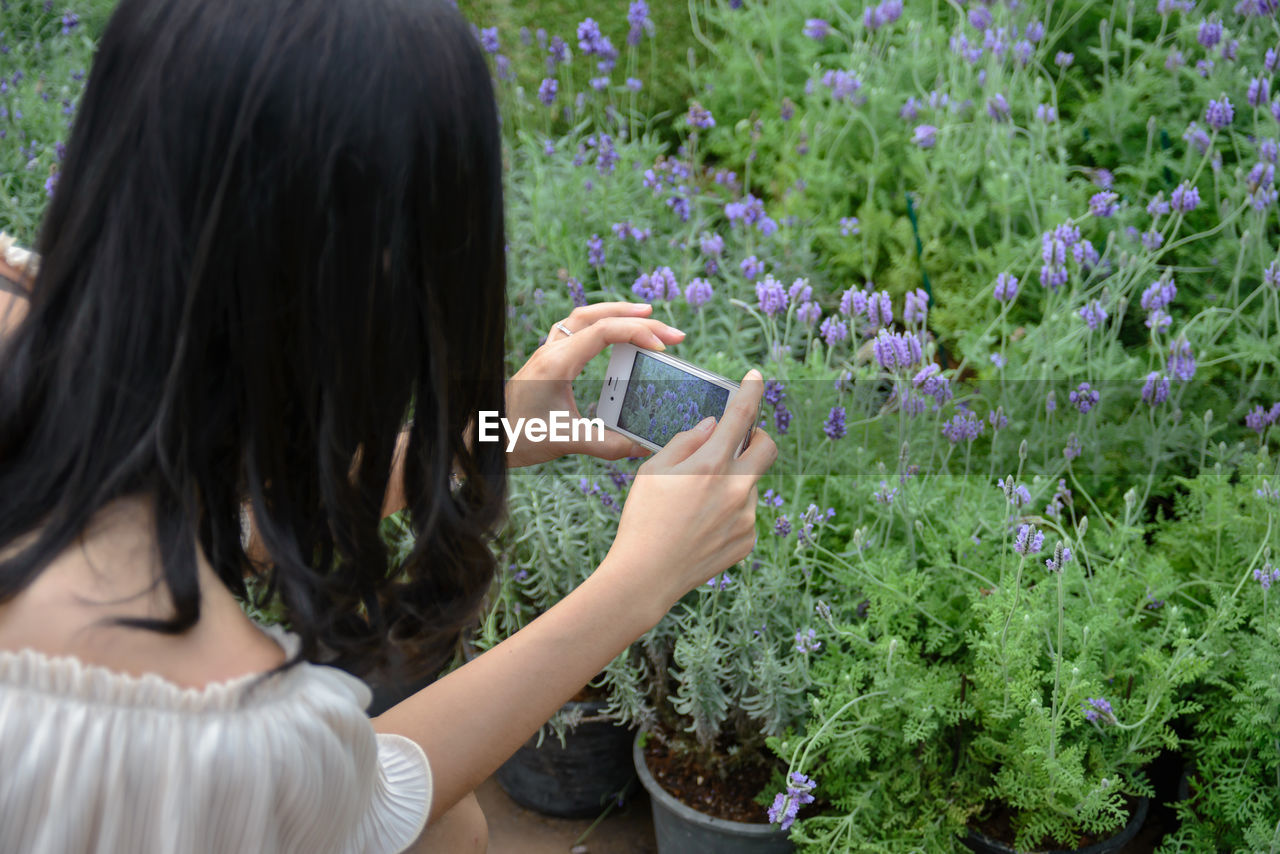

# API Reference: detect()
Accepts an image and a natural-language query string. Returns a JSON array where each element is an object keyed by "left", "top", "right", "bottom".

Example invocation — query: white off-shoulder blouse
[{"left": 0, "top": 624, "right": 432, "bottom": 853}]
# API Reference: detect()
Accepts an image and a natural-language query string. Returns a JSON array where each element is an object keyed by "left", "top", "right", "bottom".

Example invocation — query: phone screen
[{"left": 617, "top": 351, "right": 731, "bottom": 448}]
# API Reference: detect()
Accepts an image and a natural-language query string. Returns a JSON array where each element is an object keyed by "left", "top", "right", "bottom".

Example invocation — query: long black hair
[{"left": 0, "top": 0, "right": 508, "bottom": 679}]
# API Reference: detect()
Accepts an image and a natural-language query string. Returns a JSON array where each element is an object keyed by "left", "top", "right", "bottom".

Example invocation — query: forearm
[{"left": 370, "top": 550, "right": 672, "bottom": 824}]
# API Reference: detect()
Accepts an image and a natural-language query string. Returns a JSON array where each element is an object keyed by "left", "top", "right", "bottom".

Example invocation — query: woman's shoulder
[
  {"left": 0, "top": 624, "right": 432, "bottom": 853},
  {"left": 0, "top": 232, "right": 34, "bottom": 336}
]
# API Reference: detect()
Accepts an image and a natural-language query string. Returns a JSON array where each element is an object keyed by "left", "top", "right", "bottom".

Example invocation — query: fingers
[
  {"left": 695, "top": 369, "right": 765, "bottom": 464},
  {"left": 559, "top": 316, "right": 685, "bottom": 377},
  {"left": 733, "top": 427, "right": 777, "bottom": 476},
  {"left": 647, "top": 416, "right": 716, "bottom": 468},
  {"left": 560, "top": 302, "right": 654, "bottom": 331},
  {"left": 582, "top": 429, "right": 652, "bottom": 461}
]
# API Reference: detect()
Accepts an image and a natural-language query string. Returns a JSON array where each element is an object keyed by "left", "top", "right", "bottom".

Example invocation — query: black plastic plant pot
[
  {"left": 633, "top": 731, "right": 795, "bottom": 854},
  {"left": 495, "top": 699, "right": 636, "bottom": 819},
  {"left": 962, "top": 796, "right": 1149, "bottom": 854}
]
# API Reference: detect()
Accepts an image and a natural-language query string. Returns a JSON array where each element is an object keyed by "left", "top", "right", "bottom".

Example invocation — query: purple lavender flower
[
  {"left": 537, "top": 78, "right": 558, "bottom": 106},
  {"left": 1141, "top": 230, "right": 1164, "bottom": 251},
  {"left": 577, "top": 18, "right": 604, "bottom": 52},
  {"left": 873, "top": 480, "right": 898, "bottom": 504},
  {"left": 1078, "top": 299, "right": 1108, "bottom": 329},
  {"left": 1055, "top": 51, "right": 1074, "bottom": 67},
  {"left": 873, "top": 330, "right": 924, "bottom": 372},
  {"left": 1044, "top": 541, "right": 1073, "bottom": 572},
  {"left": 942, "top": 412, "right": 985, "bottom": 444},
  {"left": 566, "top": 277, "right": 587, "bottom": 308},
  {"left": 1245, "top": 404, "right": 1276, "bottom": 435},
  {"left": 767, "top": 773, "right": 816, "bottom": 831},
  {"left": 1197, "top": 19, "right": 1222, "bottom": 50},
  {"left": 1046, "top": 391, "right": 1058, "bottom": 414},
  {"left": 652, "top": 267, "right": 680, "bottom": 301},
  {"left": 1167, "top": 338, "right": 1196, "bottom": 382},
  {"left": 699, "top": 233, "right": 725, "bottom": 258},
  {"left": 549, "top": 35, "right": 572, "bottom": 66},
  {"left": 993, "top": 273, "right": 1019, "bottom": 302},
  {"left": 1141, "top": 276, "right": 1178, "bottom": 323},
  {"left": 788, "top": 278, "right": 813, "bottom": 306},
  {"left": 1013, "top": 524, "right": 1045, "bottom": 555},
  {"left": 1013, "top": 40, "right": 1033, "bottom": 66},
  {"left": 1253, "top": 563, "right": 1280, "bottom": 591},
  {"left": 705, "top": 572, "right": 732, "bottom": 591},
  {"left": 686, "top": 101, "right": 715, "bottom": 130},
  {"left": 998, "top": 477, "right": 1032, "bottom": 508},
  {"left": 586, "top": 234, "right": 605, "bottom": 267},
  {"left": 494, "top": 55, "right": 512, "bottom": 81},
  {"left": 740, "top": 255, "right": 765, "bottom": 280},
  {"left": 763, "top": 380, "right": 786, "bottom": 407},
  {"left": 1248, "top": 76, "right": 1271, "bottom": 108},
  {"left": 773, "top": 515, "right": 792, "bottom": 537},
  {"left": 820, "top": 316, "right": 849, "bottom": 347},
  {"left": 1083, "top": 697, "right": 1116, "bottom": 724},
  {"left": 1142, "top": 372, "right": 1171, "bottom": 405},
  {"left": 865, "top": 290, "right": 894, "bottom": 330},
  {"left": 913, "top": 124, "right": 938, "bottom": 148},
  {"left": 479, "top": 27, "right": 500, "bottom": 54},
  {"left": 44, "top": 173, "right": 58, "bottom": 199},
  {"left": 839, "top": 287, "right": 864, "bottom": 317},
  {"left": 840, "top": 216, "right": 860, "bottom": 236},
  {"left": 900, "top": 97, "right": 922, "bottom": 121},
  {"left": 824, "top": 406, "right": 847, "bottom": 439},
  {"left": 801, "top": 624, "right": 835, "bottom": 653},
  {"left": 904, "top": 288, "right": 930, "bottom": 324},
  {"left": 913, "top": 364, "right": 952, "bottom": 406},
  {"left": 1170, "top": 182, "right": 1200, "bottom": 212},
  {"left": 626, "top": 0, "right": 653, "bottom": 46},
  {"left": 990, "top": 353, "right": 1007, "bottom": 369},
  {"left": 1064, "top": 433, "right": 1082, "bottom": 460},
  {"left": 1089, "top": 192, "right": 1119, "bottom": 218},
  {"left": 1025, "top": 20, "right": 1046, "bottom": 42},
  {"left": 756, "top": 276, "right": 787, "bottom": 316},
  {"left": 1147, "top": 194, "right": 1171, "bottom": 217},
  {"left": 968, "top": 6, "right": 992, "bottom": 30},
  {"left": 1265, "top": 260, "right": 1280, "bottom": 289},
  {"left": 684, "top": 278, "right": 714, "bottom": 310},
  {"left": 1205, "top": 95, "right": 1234, "bottom": 130},
  {"left": 803, "top": 18, "right": 831, "bottom": 40},
  {"left": 796, "top": 301, "right": 822, "bottom": 326},
  {"left": 1183, "top": 122, "right": 1211, "bottom": 155},
  {"left": 822, "top": 69, "right": 862, "bottom": 102},
  {"left": 61, "top": 12, "right": 79, "bottom": 35},
  {"left": 987, "top": 94, "right": 1011, "bottom": 121},
  {"left": 1069, "top": 383, "right": 1101, "bottom": 414},
  {"left": 625, "top": 77, "right": 643, "bottom": 92}
]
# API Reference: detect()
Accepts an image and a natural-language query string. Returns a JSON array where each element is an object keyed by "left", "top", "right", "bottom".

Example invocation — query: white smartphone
[{"left": 595, "top": 343, "right": 758, "bottom": 455}]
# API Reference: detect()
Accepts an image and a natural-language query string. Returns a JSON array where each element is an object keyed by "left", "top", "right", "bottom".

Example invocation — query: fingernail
[
  {"left": 698, "top": 416, "right": 716, "bottom": 431},
  {"left": 746, "top": 368, "right": 762, "bottom": 381},
  {"left": 668, "top": 326, "right": 686, "bottom": 336},
  {"left": 652, "top": 340, "right": 667, "bottom": 351}
]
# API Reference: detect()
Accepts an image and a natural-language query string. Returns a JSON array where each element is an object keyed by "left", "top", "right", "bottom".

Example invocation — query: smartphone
[{"left": 595, "top": 343, "right": 758, "bottom": 455}]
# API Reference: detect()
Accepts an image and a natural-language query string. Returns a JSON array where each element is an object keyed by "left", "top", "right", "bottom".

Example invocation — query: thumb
[
  {"left": 582, "top": 430, "right": 652, "bottom": 461},
  {"left": 650, "top": 416, "right": 717, "bottom": 468}
]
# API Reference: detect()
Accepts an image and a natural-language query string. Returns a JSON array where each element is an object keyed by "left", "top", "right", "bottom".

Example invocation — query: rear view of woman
[{"left": 0, "top": 0, "right": 774, "bottom": 851}]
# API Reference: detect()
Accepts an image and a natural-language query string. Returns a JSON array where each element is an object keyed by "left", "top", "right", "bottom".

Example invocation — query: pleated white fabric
[{"left": 0, "top": 625, "right": 431, "bottom": 854}]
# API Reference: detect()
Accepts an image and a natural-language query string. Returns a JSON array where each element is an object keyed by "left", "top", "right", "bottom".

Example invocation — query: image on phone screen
[{"left": 616, "top": 351, "right": 731, "bottom": 448}]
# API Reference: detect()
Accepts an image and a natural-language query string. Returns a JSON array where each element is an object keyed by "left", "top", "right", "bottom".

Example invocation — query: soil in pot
[
  {"left": 641, "top": 727, "right": 783, "bottom": 824},
  {"left": 963, "top": 794, "right": 1149, "bottom": 854},
  {"left": 635, "top": 730, "right": 795, "bottom": 854}
]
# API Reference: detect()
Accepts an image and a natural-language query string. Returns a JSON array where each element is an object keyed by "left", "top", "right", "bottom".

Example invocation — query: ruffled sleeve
[{"left": 0, "top": 625, "right": 432, "bottom": 854}]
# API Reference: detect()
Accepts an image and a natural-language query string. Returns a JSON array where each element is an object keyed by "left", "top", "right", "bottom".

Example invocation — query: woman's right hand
[{"left": 604, "top": 369, "right": 777, "bottom": 612}]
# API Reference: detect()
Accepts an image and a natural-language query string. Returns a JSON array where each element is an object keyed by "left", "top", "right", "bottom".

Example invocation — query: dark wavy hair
[{"left": 0, "top": 0, "right": 508, "bottom": 679}]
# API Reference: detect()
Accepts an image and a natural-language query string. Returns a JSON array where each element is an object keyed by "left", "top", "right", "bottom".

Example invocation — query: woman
[{"left": 0, "top": 0, "right": 774, "bottom": 851}]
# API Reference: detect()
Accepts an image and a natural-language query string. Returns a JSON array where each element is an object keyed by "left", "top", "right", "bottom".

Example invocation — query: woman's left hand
[{"left": 502, "top": 302, "right": 685, "bottom": 468}]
